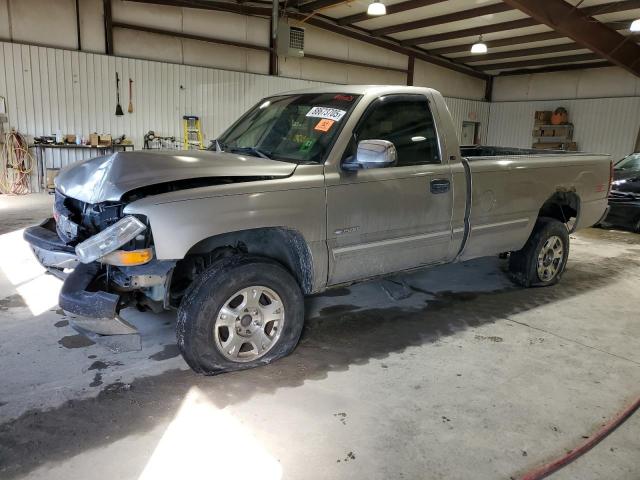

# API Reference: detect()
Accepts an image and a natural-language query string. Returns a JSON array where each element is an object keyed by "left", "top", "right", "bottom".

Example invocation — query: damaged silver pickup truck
[{"left": 24, "top": 86, "right": 612, "bottom": 374}]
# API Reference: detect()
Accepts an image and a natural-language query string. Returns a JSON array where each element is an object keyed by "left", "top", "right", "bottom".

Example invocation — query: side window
[{"left": 351, "top": 96, "right": 440, "bottom": 166}]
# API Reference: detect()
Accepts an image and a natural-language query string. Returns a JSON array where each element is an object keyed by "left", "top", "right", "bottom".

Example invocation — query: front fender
[{"left": 123, "top": 165, "right": 328, "bottom": 292}]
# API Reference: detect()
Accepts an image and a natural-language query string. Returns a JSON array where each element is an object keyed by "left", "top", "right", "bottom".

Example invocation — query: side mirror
[{"left": 343, "top": 139, "right": 398, "bottom": 171}]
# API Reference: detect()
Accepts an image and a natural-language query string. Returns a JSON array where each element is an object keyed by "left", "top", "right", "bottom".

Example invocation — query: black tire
[
  {"left": 508, "top": 217, "right": 569, "bottom": 287},
  {"left": 177, "top": 255, "right": 304, "bottom": 375}
]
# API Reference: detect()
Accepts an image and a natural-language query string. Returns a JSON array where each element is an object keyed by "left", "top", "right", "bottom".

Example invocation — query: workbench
[{"left": 33, "top": 143, "right": 135, "bottom": 190}]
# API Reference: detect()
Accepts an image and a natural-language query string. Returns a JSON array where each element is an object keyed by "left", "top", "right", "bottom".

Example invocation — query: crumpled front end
[{"left": 23, "top": 191, "right": 175, "bottom": 350}]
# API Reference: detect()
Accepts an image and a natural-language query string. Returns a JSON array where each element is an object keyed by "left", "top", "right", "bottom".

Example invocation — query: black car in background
[{"left": 602, "top": 153, "right": 640, "bottom": 232}]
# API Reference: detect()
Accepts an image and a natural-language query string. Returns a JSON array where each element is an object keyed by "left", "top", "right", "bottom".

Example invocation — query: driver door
[{"left": 325, "top": 94, "right": 454, "bottom": 285}]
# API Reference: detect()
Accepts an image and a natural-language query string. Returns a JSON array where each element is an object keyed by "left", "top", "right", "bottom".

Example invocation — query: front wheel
[
  {"left": 177, "top": 255, "right": 304, "bottom": 374},
  {"left": 508, "top": 217, "right": 569, "bottom": 287}
]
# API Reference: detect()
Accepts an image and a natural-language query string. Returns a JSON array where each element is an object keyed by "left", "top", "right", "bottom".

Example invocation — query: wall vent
[{"left": 277, "top": 21, "right": 304, "bottom": 58}]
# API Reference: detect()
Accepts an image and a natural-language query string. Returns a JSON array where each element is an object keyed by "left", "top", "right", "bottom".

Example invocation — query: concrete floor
[{"left": 0, "top": 193, "right": 638, "bottom": 480}]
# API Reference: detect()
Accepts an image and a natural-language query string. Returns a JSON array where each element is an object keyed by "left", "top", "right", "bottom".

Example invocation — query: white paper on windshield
[{"left": 306, "top": 106, "right": 347, "bottom": 122}]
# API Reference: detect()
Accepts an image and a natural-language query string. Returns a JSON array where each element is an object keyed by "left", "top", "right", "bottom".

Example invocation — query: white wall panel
[
  {"left": 111, "top": 0, "right": 182, "bottom": 31},
  {"left": 8, "top": 0, "right": 78, "bottom": 49},
  {"left": 78, "top": 0, "right": 105, "bottom": 53},
  {"left": 487, "top": 97, "right": 640, "bottom": 160},
  {"left": 113, "top": 29, "right": 183, "bottom": 64},
  {"left": 413, "top": 59, "right": 487, "bottom": 101},
  {"left": 444, "top": 97, "right": 490, "bottom": 145},
  {"left": 493, "top": 66, "right": 640, "bottom": 102},
  {"left": 0, "top": 0, "right": 487, "bottom": 99},
  {"left": 2, "top": 39, "right": 491, "bottom": 193},
  {"left": 0, "top": 41, "right": 328, "bottom": 191},
  {"left": 0, "top": 0, "right": 10, "bottom": 39}
]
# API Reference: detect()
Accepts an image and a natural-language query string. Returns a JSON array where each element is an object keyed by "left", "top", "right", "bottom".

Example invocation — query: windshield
[
  {"left": 615, "top": 153, "right": 640, "bottom": 171},
  {"left": 215, "top": 93, "right": 361, "bottom": 163}
]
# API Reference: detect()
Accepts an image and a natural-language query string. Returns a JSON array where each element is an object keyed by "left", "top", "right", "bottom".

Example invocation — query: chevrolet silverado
[{"left": 24, "top": 85, "right": 612, "bottom": 374}]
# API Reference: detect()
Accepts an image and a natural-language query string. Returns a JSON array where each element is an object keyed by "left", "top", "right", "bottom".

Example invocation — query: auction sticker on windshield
[
  {"left": 314, "top": 119, "right": 335, "bottom": 132},
  {"left": 306, "top": 106, "right": 347, "bottom": 122}
]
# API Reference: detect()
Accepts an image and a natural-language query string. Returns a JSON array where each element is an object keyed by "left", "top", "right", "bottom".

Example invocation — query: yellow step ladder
[{"left": 182, "top": 115, "right": 203, "bottom": 150}]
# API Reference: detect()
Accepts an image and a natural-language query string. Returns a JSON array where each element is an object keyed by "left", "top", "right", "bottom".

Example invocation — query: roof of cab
[{"left": 281, "top": 85, "right": 440, "bottom": 97}]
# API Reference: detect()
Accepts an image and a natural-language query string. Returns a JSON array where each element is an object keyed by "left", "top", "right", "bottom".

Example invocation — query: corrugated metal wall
[
  {"left": 444, "top": 97, "right": 490, "bottom": 145},
  {"left": 487, "top": 97, "right": 640, "bottom": 160},
  {"left": 0, "top": 40, "right": 490, "bottom": 191},
  {"left": 0, "top": 41, "right": 329, "bottom": 190}
]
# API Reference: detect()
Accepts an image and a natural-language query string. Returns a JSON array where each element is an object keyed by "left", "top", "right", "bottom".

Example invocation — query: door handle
[{"left": 430, "top": 179, "right": 450, "bottom": 194}]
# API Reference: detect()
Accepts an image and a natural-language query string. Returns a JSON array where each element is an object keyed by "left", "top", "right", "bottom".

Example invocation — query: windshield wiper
[{"left": 227, "top": 146, "right": 273, "bottom": 159}]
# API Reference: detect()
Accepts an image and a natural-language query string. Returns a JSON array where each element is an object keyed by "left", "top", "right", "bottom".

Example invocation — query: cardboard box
[
  {"left": 46, "top": 169, "right": 59, "bottom": 190},
  {"left": 99, "top": 134, "right": 112, "bottom": 147},
  {"left": 89, "top": 133, "right": 99, "bottom": 147},
  {"left": 534, "top": 111, "right": 552, "bottom": 125}
]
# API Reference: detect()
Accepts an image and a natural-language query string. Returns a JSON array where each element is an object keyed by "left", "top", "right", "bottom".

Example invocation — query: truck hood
[{"left": 55, "top": 150, "right": 297, "bottom": 204}]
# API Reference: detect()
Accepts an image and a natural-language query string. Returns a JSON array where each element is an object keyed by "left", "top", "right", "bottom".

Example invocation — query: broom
[
  {"left": 128, "top": 78, "right": 134, "bottom": 114},
  {"left": 115, "top": 72, "right": 124, "bottom": 116}
]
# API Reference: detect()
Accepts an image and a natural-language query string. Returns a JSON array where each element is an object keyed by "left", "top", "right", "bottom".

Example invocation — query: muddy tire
[
  {"left": 508, "top": 217, "right": 569, "bottom": 287},
  {"left": 177, "top": 255, "right": 304, "bottom": 375}
]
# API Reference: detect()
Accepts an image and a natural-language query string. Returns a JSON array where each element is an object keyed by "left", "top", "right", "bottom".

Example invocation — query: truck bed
[
  {"left": 461, "top": 145, "right": 585, "bottom": 158},
  {"left": 456, "top": 146, "right": 610, "bottom": 261}
]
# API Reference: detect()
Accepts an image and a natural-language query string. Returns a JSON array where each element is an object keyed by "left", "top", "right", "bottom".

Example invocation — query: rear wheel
[
  {"left": 508, "top": 217, "right": 569, "bottom": 287},
  {"left": 177, "top": 255, "right": 304, "bottom": 374}
]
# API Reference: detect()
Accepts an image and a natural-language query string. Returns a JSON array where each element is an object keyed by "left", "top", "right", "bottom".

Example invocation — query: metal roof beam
[
  {"left": 128, "top": 0, "right": 272, "bottom": 16},
  {"left": 124, "top": 0, "right": 489, "bottom": 80},
  {"left": 298, "top": 0, "right": 345, "bottom": 13},
  {"left": 296, "top": 14, "right": 490, "bottom": 79},
  {"left": 371, "top": 3, "right": 513, "bottom": 36},
  {"left": 502, "top": 0, "right": 640, "bottom": 77},
  {"left": 337, "top": 0, "right": 447, "bottom": 26},
  {"left": 431, "top": 32, "right": 564, "bottom": 55},
  {"left": 478, "top": 53, "right": 601, "bottom": 71},
  {"left": 402, "top": 18, "right": 537, "bottom": 45},
  {"left": 402, "top": 0, "right": 640, "bottom": 46},
  {"left": 457, "top": 42, "right": 587, "bottom": 63},
  {"left": 498, "top": 61, "right": 611, "bottom": 75},
  {"left": 429, "top": 20, "right": 636, "bottom": 55}
]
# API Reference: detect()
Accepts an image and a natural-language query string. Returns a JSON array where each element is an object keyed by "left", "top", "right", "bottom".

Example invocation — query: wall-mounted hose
[{"left": 1, "top": 130, "right": 34, "bottom": 195}]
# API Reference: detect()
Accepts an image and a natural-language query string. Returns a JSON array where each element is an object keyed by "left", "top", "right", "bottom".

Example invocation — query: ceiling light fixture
[
  {"left": 630, "top": 19, "right": 640, "bottom": 32},
  {"left": 367, "top": 0, "right": 386, "bottom": 16},
  {"left": 471, "top": 35, "right": 488, "bottom": 54}
]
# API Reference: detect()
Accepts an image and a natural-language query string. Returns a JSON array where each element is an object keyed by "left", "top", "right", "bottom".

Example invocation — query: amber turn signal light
[{"left": 100, "top": 248, "right": 153, "bottom": 266}]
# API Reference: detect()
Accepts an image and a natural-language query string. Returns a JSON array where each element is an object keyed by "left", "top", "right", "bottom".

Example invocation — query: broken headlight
[{"left": 75, "top": 216, "right": 147, "bottom": 264}]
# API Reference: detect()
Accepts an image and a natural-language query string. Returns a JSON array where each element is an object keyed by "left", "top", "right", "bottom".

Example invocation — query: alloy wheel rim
[
  {"left": 214, "top": 286, "right": 285, "bottom": 362},
  {"left": 537, "top": 235, "right": 564, "bottom": 282}
]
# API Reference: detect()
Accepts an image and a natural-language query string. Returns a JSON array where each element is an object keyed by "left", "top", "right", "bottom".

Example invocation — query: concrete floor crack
[{"left": 507, "top": 318, "right": 640, "bottom": 367}]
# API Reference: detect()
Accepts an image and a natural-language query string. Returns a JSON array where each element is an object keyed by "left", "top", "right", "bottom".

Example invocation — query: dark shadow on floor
[{"left": 0, "top": 250, "right": 638, "bottom": 478}]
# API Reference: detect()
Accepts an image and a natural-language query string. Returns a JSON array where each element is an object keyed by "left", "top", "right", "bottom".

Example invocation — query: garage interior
[{"left": 1, "top": 0, "right": 640, "bottom": 479}]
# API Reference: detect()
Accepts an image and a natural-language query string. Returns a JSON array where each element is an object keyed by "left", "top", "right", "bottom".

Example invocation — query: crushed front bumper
[
  {"left": 23, "top": 218, "right": 79, "bottom": 278},
  {"left": 59, "top": 262, "right": 138, "bottom": 336},
  {"left": 23, "top": 219, "right": 141, "bottom": 347}
]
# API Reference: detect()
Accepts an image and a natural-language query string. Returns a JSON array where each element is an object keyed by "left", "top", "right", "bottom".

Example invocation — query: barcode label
[{"left": 306, "top": 107, "right": 347, "bottom": 122}]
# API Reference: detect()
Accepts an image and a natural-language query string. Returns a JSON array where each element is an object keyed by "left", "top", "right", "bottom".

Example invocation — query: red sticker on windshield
[
  {"left": 334, "top": 94, "right": 354, "bottom": 102},
  {"left": 314, "top": 119, "right": 335, "bottom": 132}
]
